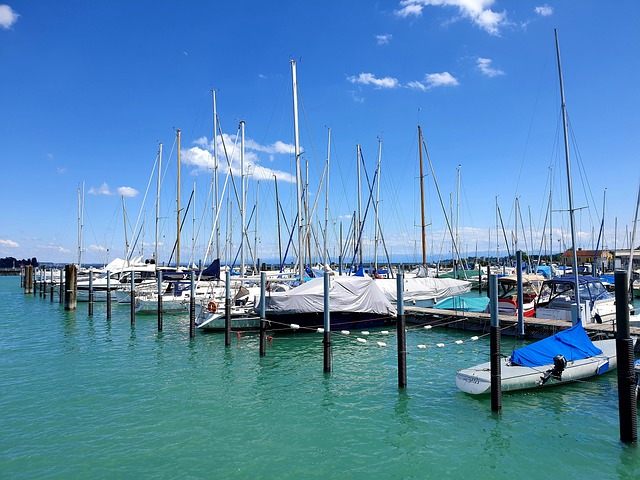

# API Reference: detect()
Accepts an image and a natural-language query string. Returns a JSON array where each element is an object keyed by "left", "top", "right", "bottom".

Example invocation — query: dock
[{"left": 405, "top": 306, "right": 640, "bottom": 339}]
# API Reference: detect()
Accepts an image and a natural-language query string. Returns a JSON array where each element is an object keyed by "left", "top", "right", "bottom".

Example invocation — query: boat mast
[
  {"left": 291, "top": 60, "right": 304, "bottom": 282},
  {"left": 357, "top": 144, "right": 363, "bottom": 267},
  {"left": 156, "top": 142, "right": 162, "bottom": 265},
  {"left": 240, "top": 120, "right": 246, "bottom": 279},
  {"left": 418, "top": 125, "right": 427, "bottom": 266},
  {"left": 77, "top": 182, "right": 84, "bottom": 267},
  {"left": 176, "top": 128, "right": 182, "bottom": 268},
  {"left": 324, "top": 128, "right": 331, "bottom": 266},
  {"left": 374, "top": 137, "right": 382, "bottom": 272},
  {"left": 274, "top": 175, "right": 283, "bottom": 270},
  {"left": 212, "top": 90, "right": 220, "bottom": 261},
  {"left": 555, "top": 28, "right": 581, "bottom": 322}
]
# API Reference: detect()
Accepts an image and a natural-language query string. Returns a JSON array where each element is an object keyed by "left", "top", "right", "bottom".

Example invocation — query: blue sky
[{"left": 1, "top": 1, "right": 639, "bottom": 267}]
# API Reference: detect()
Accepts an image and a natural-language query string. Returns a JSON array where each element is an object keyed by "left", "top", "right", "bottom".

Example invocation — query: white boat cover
[
  {"left": 374, "top": 277, "right": 472, "bottom": 303},
  {"left": 264, "top": 276, "right": 396, "bottom": 316}
]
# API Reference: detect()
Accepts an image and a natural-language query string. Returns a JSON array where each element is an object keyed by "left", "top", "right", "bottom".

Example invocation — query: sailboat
[{"left": 456, "top": 29, "right": 618, "bottom": 394}]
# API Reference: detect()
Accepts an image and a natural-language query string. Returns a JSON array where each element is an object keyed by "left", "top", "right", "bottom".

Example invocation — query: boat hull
[{"left": 456, "top": 339, "right": 617, "bottom": 395}]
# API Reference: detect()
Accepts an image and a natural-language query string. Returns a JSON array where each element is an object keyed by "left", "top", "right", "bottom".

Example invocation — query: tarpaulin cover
[
  {"left": 263, "top": 275, "right": 396, "bottom": 316},
  {"left": 510, "top": 323, "right": 603, "bottom": 367}
]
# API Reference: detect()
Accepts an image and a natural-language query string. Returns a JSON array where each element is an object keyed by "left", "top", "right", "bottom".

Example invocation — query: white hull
[{"left": 456, "top": 339, "right": 617, "bottom": 395}]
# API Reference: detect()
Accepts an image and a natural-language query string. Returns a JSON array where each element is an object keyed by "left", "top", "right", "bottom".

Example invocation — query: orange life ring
[{"left": 207, "top": 301, "right": 217, "bottom": 313}]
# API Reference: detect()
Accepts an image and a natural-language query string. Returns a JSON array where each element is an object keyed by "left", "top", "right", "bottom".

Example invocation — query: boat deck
[{"left": 405, "top": 306, "right": 640, "bottom": 338}]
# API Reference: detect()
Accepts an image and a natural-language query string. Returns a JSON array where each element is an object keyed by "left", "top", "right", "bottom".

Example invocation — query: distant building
[
  {"left": 561, "top": 248, "right": 612, "bottom": 271},
  {"left": 613, "top": 249, "right": 640, "bottom": 271}
]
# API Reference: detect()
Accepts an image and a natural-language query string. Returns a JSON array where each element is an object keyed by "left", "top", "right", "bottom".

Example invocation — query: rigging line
[
  {"left": 567, "top": 116, "right": 600, "bottom": 224},
  {"left": 125, "top": 151, "right": 160, "bottom": 261},
  {"left": 422, "top": 136, "right": 466, "bottom": 277}
]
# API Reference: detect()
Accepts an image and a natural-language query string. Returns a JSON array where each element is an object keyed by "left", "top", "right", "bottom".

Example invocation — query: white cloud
[
  {"left": 376, "top": 34, "right": 392, "bottom": 45},
  {"left": 117, "top": 186, "right": 138, "bottom": 197},
  {"left": 88, "top": 182, "right": 112, "bottom": 195},
  {"left": 347, "top": 73, "right": 400, "bottom": 89},
  {"left": 0, "top": 238, "right": 19, "bottom": 248},
  {"left": 535, "top": 5, "right": 553, "bottom": 16},
  {"left": 395, "top": 0, "right": 507, "bottom": 36},
  {"left": 477, "top": 57, "right": 504, "bottom": 77},
  {"left": 408, "top": 71, "right": 459, "bottom": 91},
  {"left": 88, "top": 244, "right": 108, "bottom": 252},
  {"left": 0, "top": 4, "right": 19, "bottom": 29},
  {"left": 181, "top": 134, "right": 297, "bottom": 184},
  {"left": 88, "top": 183, "right": 138, "bottom": 197}
]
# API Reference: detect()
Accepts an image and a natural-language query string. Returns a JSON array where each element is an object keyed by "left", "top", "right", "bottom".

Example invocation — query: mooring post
[
  {"left": 106, "top": 271, "right": 112, "bottom": 320},
  {"left": 259, "top": 272, "right": 267, "bottom": 357},
  {"left": 49, "top": 269, "right": 54, "bottom": 302},
  {"left": 64, "top": 264, "right": 77, "bottom": 311},
  {"left": 189, "top": 271, "right": 196, "bottom": 339},
  {"left": 615, "top": 270, "right": 637, "bottom": 443},
  {"left": 39, "top": 268, "right": 43, "bottom": 298},
  {"left": 323, "top": 271, "right": 332, "bottom": 372},
  {"left": 225, "top": 270, "right": 231, "bottom": 347},
  {"left": 478, "top": 263, "right": 483, "bottom": 294},
  {"left": 59, "top": 268, "right": 64, "bottom": 303},
  {"left": 24, "top": 266, "right": 32, "bottom": 294},
  {"left": 157, "top": 270, "right": 163, "bottom": 332},
  {"left": 489, "top": 274, "right": 502, "bottom": 412},
  {"left": 88, "top": 267, "right": 94, "bottom": 316},
  {"left": 516, "top": 251, "right": 524, "bottom": 337},
  {"left": 397, "top": 271, "right": 407, "bottom": 389},
  {"left": 130, "top": 269, "right": 135, "bottom": 326}
]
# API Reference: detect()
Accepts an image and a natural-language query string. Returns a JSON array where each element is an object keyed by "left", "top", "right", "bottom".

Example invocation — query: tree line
[{"left": 0, "top": 257, "right": 38, "bottom": 268}]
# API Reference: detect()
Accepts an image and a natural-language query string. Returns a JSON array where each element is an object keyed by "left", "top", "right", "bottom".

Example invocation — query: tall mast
[
  {"left": 176, "top": 128, "right": 182, "bottom": 268},
  {"left": 240, "top": 120, "right": 246, "bottom": 279},
  {"left": 418, "top": 125, "right": 427, "bottom": 266},
  {"left": 274, "top": 175, "right": 282, "bottom": 270},
  {"left": 212, "top": 90, "right": 220, "bottom": 261},
  {"left": 555, "top": 28, "right": 581, "bottom": 323},
  {"left": 77, "top": 182, "right": 84, "bottom": 267},
  {"left": 156, "top": 142, "right": 162, "bottom": 265},
  {"left": 291, "top": 60, "right": 304, "bottom": 282},
  {"left": 324, "top": 128, "right": 331, "bottom": 265},
  {"left": 374, "top": 137, "right": 382, "bottom": 272},
  {"left": 356, "top": 144, "right": 362, "bottom": 267}
]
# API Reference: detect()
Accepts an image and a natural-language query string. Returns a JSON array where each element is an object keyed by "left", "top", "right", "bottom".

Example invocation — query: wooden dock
[{"left": 404, "top": 306, "right": 640, "bottom": 339}]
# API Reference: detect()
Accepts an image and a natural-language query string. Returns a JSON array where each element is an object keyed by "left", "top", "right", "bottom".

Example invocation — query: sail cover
[
  {"left": 263, "top": 276, "right": 396, "bottom": 316},
  {"left": 510, "top": 323, "right": 603, "bottom": 367}
]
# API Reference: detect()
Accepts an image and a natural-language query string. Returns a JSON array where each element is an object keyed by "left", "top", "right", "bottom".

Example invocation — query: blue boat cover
[{"left": 510, "top": 323, "right": 603, "bottom": 367}]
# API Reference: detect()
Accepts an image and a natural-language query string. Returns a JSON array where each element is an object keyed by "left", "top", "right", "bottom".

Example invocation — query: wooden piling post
[
  {"left": 49, "top": 269, "right": 54, "bottom": 302},
  {"left": 106, "top": 271, "right": 112, "bottom": 320},
  {"left": 225, "top": 270, "right": 231, "bottom": 347},
  {"left": 516, "top": 251, "right": 524, "bottom": 336},
  {"left": 39, "top": 269, "right": 43, "bottom": 298},
  {"left": 489, "top": 274, "right": 502, "bottom": 412},
  {"left": 64, "top": 264, "right": 77, "bottom": 311},
  {"left": 259, "top": 272, "right": 267, "bottom": 357},
  {"left": 189, "top": 271, "right": 196, "bottom": 339},
  {"left": 323, "top": 271, "right": 331, "bottom": 373},
  {"left": 130, "top": 269, "right": 135, "bottom": 326},
  {"left": 157, "top": 270, "right": 163, "bottom": 332},
  {"left": 478, "top": 263, "right": 483, "bottom": 294},
  {"left": 88, "top": 267, "right": 94, "bottom": 316},
  {"left": 24, "top": 266, "right": 33, "bottom": 294},
  {"left": 615, "top": 270, "right": 637, "bottom": 443},
  {"left": 397, "top": 272, "right": 407, "bottom": 389}
]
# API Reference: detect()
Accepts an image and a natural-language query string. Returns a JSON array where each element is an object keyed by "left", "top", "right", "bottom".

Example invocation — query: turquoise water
[{"left": 1, "top": 277, "right": 639, "bottom": 479}]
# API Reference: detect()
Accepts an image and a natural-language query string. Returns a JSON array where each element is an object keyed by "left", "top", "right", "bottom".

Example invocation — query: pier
[{"left": 405, "top": 306, "right": 640, "bottom": 339}]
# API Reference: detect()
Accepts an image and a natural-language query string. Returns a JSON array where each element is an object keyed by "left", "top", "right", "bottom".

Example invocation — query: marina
[{"left": 2, "top": 274, "right": 640, "bottom": 478}]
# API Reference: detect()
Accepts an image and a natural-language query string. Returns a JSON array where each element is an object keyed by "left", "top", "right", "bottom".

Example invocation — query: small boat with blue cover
[{"left": 456, "top": 323, "right": 617, "bottom": 394}]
